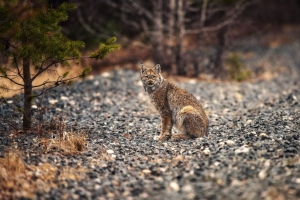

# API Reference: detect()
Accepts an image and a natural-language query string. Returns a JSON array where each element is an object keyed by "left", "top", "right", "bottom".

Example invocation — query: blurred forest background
[
  {"left": 57, "top": 0, "right": 300, "bottom": 79},
  {"left": 2, "top": 0, "right": 300, "bottom": 81}
]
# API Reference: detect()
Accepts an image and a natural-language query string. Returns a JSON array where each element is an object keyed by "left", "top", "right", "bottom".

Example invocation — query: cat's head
[{"left": 140, "top": 63, "right": 163, "bottom": 92}]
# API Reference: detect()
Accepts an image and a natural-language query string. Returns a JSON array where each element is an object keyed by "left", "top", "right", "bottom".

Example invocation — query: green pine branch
[{"left": 90, "top": 37, "right": 120, "bottom": 60}]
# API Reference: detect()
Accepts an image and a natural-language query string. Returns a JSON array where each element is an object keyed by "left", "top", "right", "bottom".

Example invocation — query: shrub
[{"left": 226, "top": 53, "right": 252, "bottom": 81}]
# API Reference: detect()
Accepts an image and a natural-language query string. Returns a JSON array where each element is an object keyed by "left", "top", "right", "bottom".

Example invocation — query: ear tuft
[
  {"left": 154, "top": 64, "right": 161, "bottom": 73},
  {"left": 140, "top": 62, "right": 147, "bottom": 74}
]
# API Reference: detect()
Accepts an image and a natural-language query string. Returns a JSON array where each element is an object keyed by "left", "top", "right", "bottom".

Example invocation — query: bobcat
[{"left": 140, "top": 63, "right": 209, "bottom": 141}]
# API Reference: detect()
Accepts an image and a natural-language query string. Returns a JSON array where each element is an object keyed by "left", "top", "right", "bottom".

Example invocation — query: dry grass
[
  {"left": 0, "top": 149, "right": 88, "bottom": 199},
  {"left": 0, "top": 118, "right": 88, "bottom": 198},
  {"left": 0, "top": 150, "right": 30, "bottom": 198},
  {"left": 34, "top": 114, "right": 88, "bottom": 154},
  {"left": 39, "top": 131, "right": 87, "bottom": 155},
  {"left": 0, "top": 125, "right": 89, "bottom": 199},
  {"left": 60, "top": 131, "right": 87, "bottom": 153},
  {"left": 0, "top": 150, "right": 25, "bottom": 178}
]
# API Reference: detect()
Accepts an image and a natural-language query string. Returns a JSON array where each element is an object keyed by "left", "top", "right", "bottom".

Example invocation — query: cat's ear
[
  {"left": 154, "top": 64, "right": 161, "bottom": 73},
  {"left": 140, "top": 62, "right": 147, "bottom": 74}
]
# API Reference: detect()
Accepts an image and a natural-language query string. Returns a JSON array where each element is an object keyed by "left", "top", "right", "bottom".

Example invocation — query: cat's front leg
[{"left": 154, "top": 115, "right": 172, "bottom": 141}]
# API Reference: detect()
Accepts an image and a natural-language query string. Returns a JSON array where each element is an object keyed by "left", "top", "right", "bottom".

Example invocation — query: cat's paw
[
  {"left": 153, "top": 135, "right": 160, "bottom": 141},
  {"left": 154, "top": 134, "right": 171, "bottom": 141}
]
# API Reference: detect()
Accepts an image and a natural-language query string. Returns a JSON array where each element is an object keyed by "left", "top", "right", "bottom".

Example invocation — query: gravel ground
[{"left": 0, "top": 69, "right": 300, "bottom": 200}]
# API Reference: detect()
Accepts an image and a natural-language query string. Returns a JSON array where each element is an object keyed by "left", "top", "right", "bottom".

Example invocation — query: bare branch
[
  {"left": 121, "top": 13, "right": 141, "bottom": 30},
  {"left": 32, "top": 68, "right": 84, "bottom": 89},
  {"left": 186, "top": 1, "right": 254, "bottom": 34},
  {"left": 206, "top": 6, "right": 230, "bottom": 15},
  {"left": 200, "top": 0, "right": 208, "bottom": 28},
  {"left": 203, "top": 1, "right": 250, "bottom": 32},
  {"left": 76, "top": 4, "right": 101, "bottom": 37},
  {"left": 6, "top": 68, "right": 20, "bottom": 76},
  {"left": 141, "top": 19, "right": 151, "bottom": 37},
  {"left": 0, "top": 37, "right": 17, "bottom": 49},
  {"left": 31, "top": 56, "right": 84, "bottom": 82},
  {"left": 128, "top": 0, "right": 154, "bottom": 22},
  {"left": 31, "top": 79, "right": 51, "bottom": 88},
  {"left": 76, "top": 7, "right": 110, "bottom": 38},
  {"left": 31, "top": 60, "right": 56, "bottom": 82},
  {"left": 100, "top": 0, "right": 155, "bottom": 34},
  {"left": 104, "top": 1, "right": 119, "bottom": 9},
  {"left": 32, "top": 75, "right": 80, "bottom": 98},
  {"left": 120, "top": 1, "right": 136, "bottom": 13},
  {"left": 0, "top": 75, "right": 24, "bottom": 87},
  {"left": 13, "top": 53, "right": 23, "bottom": 79}
]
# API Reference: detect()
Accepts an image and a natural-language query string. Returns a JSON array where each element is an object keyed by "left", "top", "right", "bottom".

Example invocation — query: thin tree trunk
[
  {"left": 152, "top": 0, "right": 164, "bottom": 66},
  {"left": 176, "top": 0, "right": 186, "bottom": 76},
  {"left": 23, "top": 57, "right": 32, "bottom": 131},
  {"left": 166, "top": 0, "right": 176, "bottom": 74},
  {"left": 191, "top": 0, "right": 209, "bottom": 76},
  {"left": 200, "top": 0, "right": 208, "bottom": 28},
  {"left": 213, "top": 26, "right": 228, "bottom": 78}
]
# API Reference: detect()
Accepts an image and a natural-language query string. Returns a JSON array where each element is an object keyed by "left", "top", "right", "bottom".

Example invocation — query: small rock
[
  {"left": 235, "top": 93, "right": 243, "bottom": 100},
  {"left": 259, "top": 133, "right": 270, "bottom": 140},
  {"left": 107, "top": 150, "right": 114, "bottom": 154},
  {"left": 258, "top": 168, "right": 268, "bottom": 179},
  {"left": 61, "top": 96, "right": 69, "bottom": 100},
  {"left": 225, "top": 140, "right": 235, "bottom": 146},
  {"left": 139, "top": 192, "right": 149, "bottom": 199},
  {"left": 235, "top": 145, "right": 250, "bottom": 154},
  {"left": 142, "top": 169, "right": 151, "bottom": 174},
  {"left": 169, "top": 181, "right": 180, "bottom": 192},
  {"left": 202, "top": 148, "right": 210, "bottom": 155},
  {"left": 49, "top": 99, "right": 58, "bottom": 104}
]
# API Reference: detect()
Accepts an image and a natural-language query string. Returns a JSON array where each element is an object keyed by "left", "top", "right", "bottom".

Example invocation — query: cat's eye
[{"left": 143, "top": 75, "right": 156, "bottom": 79}]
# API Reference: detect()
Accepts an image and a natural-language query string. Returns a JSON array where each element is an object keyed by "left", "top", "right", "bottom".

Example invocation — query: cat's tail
[{"left": 177, "top": 105, "right": 209, "bottom": 138}]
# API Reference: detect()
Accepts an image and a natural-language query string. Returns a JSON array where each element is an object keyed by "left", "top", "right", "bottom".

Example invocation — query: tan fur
[{"left": 140, "top": 64, "right": 209, "bottom": 141}]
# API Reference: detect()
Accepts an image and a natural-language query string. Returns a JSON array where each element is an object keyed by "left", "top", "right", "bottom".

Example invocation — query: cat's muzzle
[{"left": 147, "top": 80, "right": 154, "bottom": 86}]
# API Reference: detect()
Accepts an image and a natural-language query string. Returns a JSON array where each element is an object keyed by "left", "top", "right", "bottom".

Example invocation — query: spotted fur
[{"left": 140, "top": 64, "right": 209, "bottom": 141}]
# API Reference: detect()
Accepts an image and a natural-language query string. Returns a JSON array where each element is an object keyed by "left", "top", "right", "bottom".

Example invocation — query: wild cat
[{"left": 140, "top": 63, "right": 209, "bottom": 141}]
